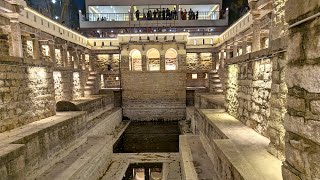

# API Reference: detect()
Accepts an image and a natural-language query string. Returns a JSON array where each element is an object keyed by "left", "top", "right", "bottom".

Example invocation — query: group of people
[{"left": 135, "top": 8, "right": 199, "bottom": 21}]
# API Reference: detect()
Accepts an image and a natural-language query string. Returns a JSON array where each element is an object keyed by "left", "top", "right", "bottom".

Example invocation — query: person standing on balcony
[
  {"left": 135, "top": 10, "right": 140, "bottom": 20},
  {"left": 162, "top": 8, "right": 166, "bottom": 20},
  {"left": 157, "top": 9, "right": 161, "bottom": 20},
  {"left": 153, "top": 9, "right": 157, "bottom": 19},
  {"left": 183, "top": 9, "right": 187, "bottom": 20},
  {"left": 196, "top": 11, "right": 199, "bottom": 20},
  {"left": 180, "top": 8, "right": 183, "bottom": 20},
  {"left": 166, "top": 8, "right": 170, "bottom": 20},
  {"left": 172, "top": 8, "right": 177, "bottom": 20}
]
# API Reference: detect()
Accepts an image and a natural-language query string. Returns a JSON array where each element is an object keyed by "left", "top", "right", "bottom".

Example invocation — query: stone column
[
  {"left": 9, "top": 19, "right": 23, "bottom": 58},
  {"left": 32, "top": 35, "right": 40, "bottom": 60},
  {"left": 160, "top": 55, "right": 165, "bottom": 72},
  {"left": 48, "top": 40, "right": 55, "bottom": 64},
  {"left": 242, "top": 38, "right": 248, "bottom": 55},
  {"left": 252, "top": 18, "right": 261, "bottom": 52},
  {"left": 62, "top": 44, "right": 68, "bottom": 67},
  {"left": 142, "top": 55, "right": 147, "bottom": 71},
  {"left": 233, "top": 42, "right": 238, "bottom": 57}
]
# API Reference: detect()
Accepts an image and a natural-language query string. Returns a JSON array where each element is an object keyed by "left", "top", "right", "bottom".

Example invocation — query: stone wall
[
  {"left": 283, "top": 0, "right": 320, "bottom": 179},
  {"left": 53, "top": 71, "right": 84, "bottom": 102},
  {"left": 186, "top": 53, "right": 212, "bottom": 71},
  {"left": 122, "top": 71, "right": 186, "bottom": 121},
  {"left": 0, "top": 56, "right": 55, "bottom": 132},
  {"left": 186, "top": 72, "right": 207, "bottom": 87},
  {"left": 96, "top": 54, "right": 120, "bottom": 72},
  {"left": 225, "top": 64, "right": 239, "bottom": 117},
  {"left": 227, "top": 58, "right": 272, "bottom": 137},
  {"left": 103, "top": 73, "right": 120, "bottom": 88}
]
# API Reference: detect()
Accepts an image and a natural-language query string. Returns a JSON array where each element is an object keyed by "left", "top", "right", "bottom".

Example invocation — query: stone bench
[
  {"left": 0, "top": 107, "right": 122, "bottom": 179},
  {"left": 56, "top": 95, "right": 114, "bottom": 114},
  {"left": 195, "top": 109, "right": 283, "bottom": 180},
  {"left": 37, "top": 120, "right": 128, "bottom": 180},
  {"left": 195, "top": 93, "right": 226, "bottom": 109}
]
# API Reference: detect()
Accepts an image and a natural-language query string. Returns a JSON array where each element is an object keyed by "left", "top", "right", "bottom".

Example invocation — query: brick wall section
[
  {"left": 186, "top": 53, "right": 212, "bottom": 71},
  {"left": 233, "top": 59, "right": 272, "bottom": 137},
  {"left": 53, "top": 70, "right": 86, "bottom": 102},
  {"left": 122, "top": 71, "right": 186, "bottom": 121},
  {"left": 283, "top": 0, "right": 320, "bottom": 179},
  {"left": 0, "top": 56, "right": 55, "bottom": 132}
]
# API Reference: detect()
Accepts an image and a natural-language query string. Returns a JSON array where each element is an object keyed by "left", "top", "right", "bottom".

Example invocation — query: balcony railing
[{"left": 83, "top": 11, "right": 224, "bottom": 22}]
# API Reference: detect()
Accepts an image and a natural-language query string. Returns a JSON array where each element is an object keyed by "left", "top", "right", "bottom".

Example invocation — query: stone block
[
  {"left": 282, "top": 165, "right": 301, "bottom": 180},
  {"left": 287, "top": 96, "right": 306, "bottom": 112},
  {"left": 285, "top": 141, "right": 305, "bottom": 172},
  {"left": 285, "top": 0, "right": 320, "bottom": 22},
  {"left": 310, "top": 100, "right": 320, "bottom": 115},
  {"left": 285, "top": 115, "right": 320, "bottom": 144},
  {"left": 286, "top": 65, "right": 320, "bottom": 94}
]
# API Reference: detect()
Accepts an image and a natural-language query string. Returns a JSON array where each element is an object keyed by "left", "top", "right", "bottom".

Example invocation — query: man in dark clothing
[
  {"left": 153, "top": 10, "right": 157, "bottom": 19},
  {"left": 166, "top": 8, "right": 170, "bottom": 20},
  {"left": 162, "top": 8, "right": 166, "bottom": 20},
  {"left": 135, "top": 10, "right": 140, "bottom": 20},
  {"left": 157, "top": 9, "right": 161, "bottom": 20}
]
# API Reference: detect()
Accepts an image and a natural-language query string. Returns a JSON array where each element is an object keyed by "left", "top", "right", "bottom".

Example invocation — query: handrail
[{"left": 83, "top": 11, "right": 222, "bottom": 22}]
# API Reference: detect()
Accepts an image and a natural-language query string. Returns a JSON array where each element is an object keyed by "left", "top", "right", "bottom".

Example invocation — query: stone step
[{"left": 197, "top": 109, "right": 283, "bottom": 180}]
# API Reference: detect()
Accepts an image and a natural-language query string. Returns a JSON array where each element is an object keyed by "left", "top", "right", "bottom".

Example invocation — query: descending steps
[
  {"left": 208, "top": 70, "right": 223, "bottom": 94},
  {"left": 84, "top": 71, "right": 99, "bottom": 96}
]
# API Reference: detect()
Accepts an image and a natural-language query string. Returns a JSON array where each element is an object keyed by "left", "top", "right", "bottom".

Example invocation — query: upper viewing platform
[{"left": 80, "top": 0, "right": 228, "bottom": 35}]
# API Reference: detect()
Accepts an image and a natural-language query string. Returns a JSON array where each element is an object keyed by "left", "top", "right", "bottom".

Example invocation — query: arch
[
  {"left": 165, "top": 48, "right": 178, "bottom": 71},
  {"left": 146, "top": 48, "right": 160, "bottom": 71},
  {"left": 129, "top": 49, "right": 142, "bottom": 71}
]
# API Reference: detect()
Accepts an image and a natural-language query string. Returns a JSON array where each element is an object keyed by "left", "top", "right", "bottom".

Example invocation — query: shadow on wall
[{"left": 56, "top": 101, "right": 80, "bottom": 112}]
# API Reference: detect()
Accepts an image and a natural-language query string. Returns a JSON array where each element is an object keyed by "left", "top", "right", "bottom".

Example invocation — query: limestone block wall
[
  {"left": 122, "top": 71, "right": 186, "bottom": 121},
  {"left": 96, "top": 54, "right": 120, "bottom": 72},
  {"left": 95, "top": 54, "right": 121, "bottom": 88},
  {"left": 228, "top": 58, "right": 272, "bottom": 137},
  {"left": 225, "top": 64, "right": 239, "bottom": 117},
  {"left": 283, "top": 0, "right": 320, "bottom": 179},
  {"left": 186, "top": 53, "right": 213, "bottom": 71},
  {"left": 53, "top": 70, "right": 85, "bottom": 102},
  {"left": 0, "top": 56, "right": 55, "bottom": 132},
  {"left": 186, "top": 72, "right": 207, "bottom": 87}
]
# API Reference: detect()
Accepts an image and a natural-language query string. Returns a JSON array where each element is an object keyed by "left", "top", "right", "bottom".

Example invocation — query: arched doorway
[
  {"left": 129, "top": 49, "right": 142, "bottom": 71},
  {"left": 147, "top": 48, "right": 160, "bottom": 71},
  {"left": 165, "top": 48, "right": 178, "bottom": 71}
]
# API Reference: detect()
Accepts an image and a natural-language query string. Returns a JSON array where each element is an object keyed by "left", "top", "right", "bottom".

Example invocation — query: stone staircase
[
  {"left": 84, "top": 71, "right": 100, "bottom": 96},
  {"left": 208, "top": 70, "right": 223, "bottom": 94}
]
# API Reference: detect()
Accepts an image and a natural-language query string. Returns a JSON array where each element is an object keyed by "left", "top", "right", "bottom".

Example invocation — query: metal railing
[{"left": 84, "top": 11, "right": 223, "bottom": 22}]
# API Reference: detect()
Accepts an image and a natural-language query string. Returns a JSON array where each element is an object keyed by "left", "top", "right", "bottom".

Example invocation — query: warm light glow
[
  {"left": 147, "top": 48, "right": 160, "bottom": 71},
  {"left": 165, "top": 48, "right": 178, "bottom": 71},
  {"left": 192, "top": 74, "right": 198, "bottom": 79},
  {"left": 129, "top": 49, "right": 142, "bottom": 71}
]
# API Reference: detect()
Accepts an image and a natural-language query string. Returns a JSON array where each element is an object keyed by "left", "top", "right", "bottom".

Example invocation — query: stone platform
[{"left": 195, "top": 109, "right": 283, "bottom": 180}]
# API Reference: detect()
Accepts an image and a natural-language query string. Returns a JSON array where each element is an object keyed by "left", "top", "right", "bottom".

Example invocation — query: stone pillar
[
  {"left": 32, "top": 35, "right": 40, "bottom": 60},
  {"left": 48, "top": 40, "right": 55, "bottom": 64},
  {"left": 160, "top": 55, "right": 165, "bottom": 72},
  {"left": 142, "top": 55, "right": 147, "bottom": 71},
  {"left": 62, "top": 44, "right": 68, "bottom": 67},
  {"left": 178, "top": 54, "right": 186, "bottom": 71},
  {"left": 252, "top": 19, "right": 261, "bottom": 52},
  {"left": 242, "top": 38, "right": 248, "bottom": 55},
  {"left": 8, "top": 19, "right": 23, "bottom": 58},
  {"left": 233, "top": 42, "right": 238, "bottom": 57}
]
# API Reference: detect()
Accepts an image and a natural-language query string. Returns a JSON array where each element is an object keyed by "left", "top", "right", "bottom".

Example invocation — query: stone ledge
[
  {"left": 0, "top": 107, "right": 122, "bottom": 179},
  {"left": 196, "top": 109, "right": 283, "bottom": 180},
  {"left": 195, "top": 93, "right": 226, "bottom": 109},
  {"left": 180, "top": 135, "right": 199, "bottom": 180}
]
